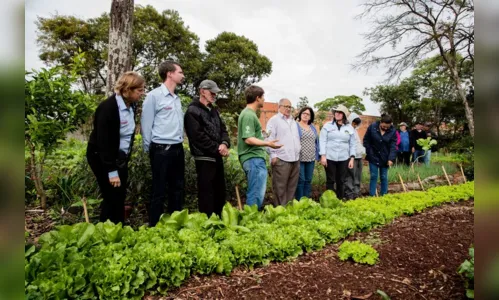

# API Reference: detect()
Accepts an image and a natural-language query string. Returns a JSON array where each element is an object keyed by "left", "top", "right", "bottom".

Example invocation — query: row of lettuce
[{"left": 25, "top": 182, "right": 474, "bottom": 299}]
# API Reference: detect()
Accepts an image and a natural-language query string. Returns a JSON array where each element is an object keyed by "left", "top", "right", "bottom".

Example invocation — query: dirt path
[{"left": 155, "top": 200, "right": 474, "bottom": 300}]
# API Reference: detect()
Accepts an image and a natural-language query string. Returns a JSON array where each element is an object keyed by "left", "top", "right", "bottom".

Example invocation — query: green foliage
[
  {"left": 338, "top": 241, "right": 379, "bottom": 265},
  {"left": 202, "top": 32, "right": 272, "bottom": 113},
  {"left": 36, "top": 6, "right": 203, "bottom": 94},
  {"left": 296, "top": 96, "right": 309, "bottom": 110},
  {"left": 314, "top": 95, "right": 365, "bottom": 115},
  {"left": 319, "top": 190, "right": 343, "bottom": 209},
  {"left": 25, "top": 53, "right": 97, "bottom": 207},
  {"left": 458, "top": 247, "right": 474, "bottom": 299},
  {"left": 35, "top": 8, "right": 272, "bottom": 109},
  {"left": 417, "top": 137, "right": 438, "bottom": 152},
  {"left": 25, "top": 182, "right": 474, "bottom": 298},
  {"left": 25, "top": 53, "right": 96, "bottom": 150},
  {"left": 364, "top": 79, "right": 420, "bottom": 124}
]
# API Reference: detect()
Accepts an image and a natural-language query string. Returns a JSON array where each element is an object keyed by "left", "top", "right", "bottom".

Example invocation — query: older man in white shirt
[{"left": 266, "top": 98, "right": 301, "bottom": 206}]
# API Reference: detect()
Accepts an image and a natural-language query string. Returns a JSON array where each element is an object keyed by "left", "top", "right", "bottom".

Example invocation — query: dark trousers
[
  {"left": 195, "top": 157, "right": 226, "bottom": 217},
  {"left": 324, "top": 159, "right": 349, "bottom": 200},
  {"left": 397, "top": 151, "right": 411, "bottom": 166},
  {"left": 148, "top": 142, "right": 185, "bottom": 226},
  {"left": 87, "top": 150, "right": 128, "bottom": 224}
]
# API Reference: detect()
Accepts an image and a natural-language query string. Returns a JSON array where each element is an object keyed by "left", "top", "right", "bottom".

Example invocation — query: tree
[
  {"left": 25, "top": 53, "right": 96, "bottom": 209},
  {"left": 364, "top": 79, "right": 421, "bottom": 124},
  {"left": 410, "top": 55, "right": 462, "bottom": 133},
  {"left": 200, "top": 32, "right": 272, "bottom": 113},
  {"left": 354, "top": 0, "right": 474, "bottom": 137},
  {"left": 314, "top": 95, "right": 366, "bottom": 115},
  {"left": 36, "top": 5, "right": 203, "bottom": 94},
  {"left": 36, "top": 15, "right": 109, "bottom": 94},
  {"left": 106, "top": 0, "right": 134, "bottom": 95},
  {"left": 296, "top": 96, "right": 309, "bottom": 110}
]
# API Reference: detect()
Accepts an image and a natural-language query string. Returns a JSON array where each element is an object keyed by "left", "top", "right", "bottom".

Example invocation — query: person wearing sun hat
[
  {"left": 397, "top": 122, "right": 411, "bottom": 166},
  {"left": 318, "top": 104, "right": 356, "bottom": 200}
]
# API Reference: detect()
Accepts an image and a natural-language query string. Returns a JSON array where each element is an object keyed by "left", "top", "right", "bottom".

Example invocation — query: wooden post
[
  {"left": 442, "top": 165, "right": 452, "bottom": 186},
  {"left": 82, "top": 197, "right": 90, "bottom": 223},
  {"left": 417, "top": 173, "right": 425, "bottom": 191},
  {"left": 460, "top": 164, "right": 467, "bottom": 183},
  {"left": 398, "top": 173, "right": 407, "bottom": 192},
  {"left": 235, "top": 185, "right": 243, "bottom": 210}
]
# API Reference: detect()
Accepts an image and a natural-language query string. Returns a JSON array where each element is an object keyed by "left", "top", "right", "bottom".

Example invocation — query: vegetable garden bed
[{"left": 25, "top": 182, "right": 474, "bottom": 299}]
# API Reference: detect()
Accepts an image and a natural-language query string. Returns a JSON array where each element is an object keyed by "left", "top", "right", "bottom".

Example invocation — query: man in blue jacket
[{"left": 363, "top": 114, "right": 397, "bottom": 196}]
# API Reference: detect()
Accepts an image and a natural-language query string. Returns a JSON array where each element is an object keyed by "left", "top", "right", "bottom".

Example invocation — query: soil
[{"left": 148, "top": 199, "right": 474, "bottom": 300}]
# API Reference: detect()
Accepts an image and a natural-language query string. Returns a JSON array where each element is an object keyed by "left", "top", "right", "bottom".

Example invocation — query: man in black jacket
[
  {"left": 410, "top": 121, "right": 428, "bottom": 164},
  {"left": 184, "top": 80, "right": 230, "bottom": 216}
]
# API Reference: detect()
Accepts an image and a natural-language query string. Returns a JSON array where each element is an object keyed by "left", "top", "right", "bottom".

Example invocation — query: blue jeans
[
  {"left": 424, "top": 149, "right": 431, "bottom": 166},
  {"left": 242, "top": 158, "right": 268, "bottom": 209},
  {"left": 369, "top": 163, "right": 388, "bottom": 196},
  {"left": 295, "top": 161, "right": 315, "bottom": 200},
  {"left": 412, "top": 149, "right": 425, "bottom": 163}
]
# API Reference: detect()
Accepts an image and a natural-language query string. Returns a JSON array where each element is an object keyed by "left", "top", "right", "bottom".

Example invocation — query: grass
[
  {"left": 312, "top": 161, "right": 459, "bottom": 185},
  {"left": 431, "top": 152, "right": 471, "bottom": 164}
]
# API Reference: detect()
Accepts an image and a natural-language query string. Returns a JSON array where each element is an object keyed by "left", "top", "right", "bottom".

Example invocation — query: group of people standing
[{"left": 86, "top": 60, "right": 435, "bottom": 225}]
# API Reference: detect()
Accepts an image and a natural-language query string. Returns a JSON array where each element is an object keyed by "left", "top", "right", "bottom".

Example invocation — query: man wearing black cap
[{"left": 184, "top": 79, "right": 230, "bottom": 216}]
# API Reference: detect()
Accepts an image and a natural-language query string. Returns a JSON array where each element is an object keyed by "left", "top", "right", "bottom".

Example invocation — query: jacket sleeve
[
  {"left": 319, "top": 126, "right": 327, "bottom": 156},
  {"left": 140, "top": 93, "right": 155, "bottom": 152},
  {"left": 94, "top": 103, "right": 118, "bottom": 173},
  {"left": 266, "top": 117, "right": 278, "bottom": 159},
  {"left": 184, "top": 110, "right": 220, "bottom": 155},
  {"left": 363, "top": 125, "right": 372, "bottom": 161},
  {"left": 348, "top": 128, "right": 356, "bottom": 158},
  {"left": 410, "top": 130, "right": 416, "bottom": 149},
  {"left": 388, "top": 130, "right": 398, "bottom": 162},
  {"left": 218, "top": 112, "right": 230, "bottom": 148}
]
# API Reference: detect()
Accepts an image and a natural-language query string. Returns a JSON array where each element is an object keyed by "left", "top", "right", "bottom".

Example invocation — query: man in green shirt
[{"left": 238, "top": 85, "right": 281, "bottom": 209}]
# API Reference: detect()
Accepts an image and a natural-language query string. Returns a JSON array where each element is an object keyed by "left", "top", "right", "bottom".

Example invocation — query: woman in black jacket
[
  {"left": 87, "top": 72, "right": 145, "bottom": 224},
  {"left": 363, "top": 114, "right": 397, "bottom": 197}
]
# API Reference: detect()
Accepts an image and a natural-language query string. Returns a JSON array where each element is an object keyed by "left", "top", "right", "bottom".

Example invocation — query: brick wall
[{"left": 258, "top": 102, "right": 379, "bottom": 140}]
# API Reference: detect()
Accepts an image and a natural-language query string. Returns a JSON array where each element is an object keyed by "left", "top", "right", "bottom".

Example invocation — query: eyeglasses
[
  {"left": 301, "top": 112, "right": 310, "bottom": 116},
  {"left": 280, "top": 105, "right": 292, "bottom": 109}
]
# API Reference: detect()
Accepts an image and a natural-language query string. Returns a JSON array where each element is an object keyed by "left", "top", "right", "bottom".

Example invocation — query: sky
[{"left": 24, "top": 0, "right": 399, "bottom": 116}]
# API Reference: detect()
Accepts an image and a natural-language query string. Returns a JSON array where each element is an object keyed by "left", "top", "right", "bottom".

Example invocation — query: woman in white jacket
[
  {"left": 344, "top": 113, "right": 366, "bottom": 199},
  {"left": 319, "top": 105, "right": 356, "bottom": 200}
]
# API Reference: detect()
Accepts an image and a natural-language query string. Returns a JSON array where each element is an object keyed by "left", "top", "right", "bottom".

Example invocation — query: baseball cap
[{"left": 199, "top": 79, "right": 221, "bottom": 93}]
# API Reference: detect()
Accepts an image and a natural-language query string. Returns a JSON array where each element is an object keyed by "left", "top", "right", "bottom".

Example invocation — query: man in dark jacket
[
  {"left": 184, "top": 80, "right": 230, "bottom": 216},
  {"left": 410, "top": 121, "right": 428, "bottom": 164},
  {"left": 363, "top": 114, "right": 397, "bottom": 196}
]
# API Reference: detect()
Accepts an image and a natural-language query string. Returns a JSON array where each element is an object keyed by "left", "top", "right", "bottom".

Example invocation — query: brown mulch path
[{"left": 150, "top": 200, "right": 474, "bottom": 300}]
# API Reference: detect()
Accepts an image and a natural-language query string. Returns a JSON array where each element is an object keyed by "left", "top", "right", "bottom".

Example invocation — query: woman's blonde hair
[{"left": 114, "top": 71, "right": 145, "bottom": 97}]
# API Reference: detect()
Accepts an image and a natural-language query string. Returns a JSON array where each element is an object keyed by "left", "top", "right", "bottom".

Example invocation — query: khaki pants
[{"left": 271, "top": 159, "right": 300, "bottom": 206}]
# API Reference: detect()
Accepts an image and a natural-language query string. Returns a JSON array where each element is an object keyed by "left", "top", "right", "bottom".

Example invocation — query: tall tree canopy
[
  {"left": 354, "top": 0, "right": 474, "bottom": 136},
  {"left": 314, "top": 95, "right": 366, "bottom": 115}
]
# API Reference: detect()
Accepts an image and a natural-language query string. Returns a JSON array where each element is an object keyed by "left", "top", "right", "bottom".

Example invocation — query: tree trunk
[
  {"left": 106, "top": 0, "right": 134, "bottom": 96},
  {"left": 450, "top": 67, "right": 474, "bottom": 138},
  {"left": 28, "top": 140, "right": 47, "bottom": 209}
]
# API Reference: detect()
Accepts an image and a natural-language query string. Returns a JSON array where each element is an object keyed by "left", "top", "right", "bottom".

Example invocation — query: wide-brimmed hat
[
  {"left": 399, "top": 122, "right": 408, "bottom": 127},
  {"left": 331, "top": 104, "right": 350, "bottom": 118}
]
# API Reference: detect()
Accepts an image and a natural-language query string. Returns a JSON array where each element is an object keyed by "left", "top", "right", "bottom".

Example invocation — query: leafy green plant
[
  {"left": 338, "top": 241, "right": 379, "bottom": 265},
  {"left": 458, "top": 247, "right": 474, "bottom": 299},
  {"left": 411, "top": 137, "right": 437, "bottom": 168},
  {"left": 25, "top": 52, "right": 96, "bottom": 208},
  {"left": 25, "top": 182, "right": 473, "bottom": 299}
]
